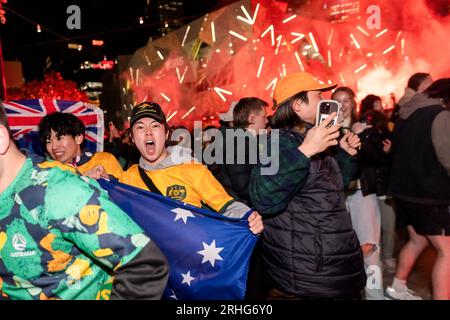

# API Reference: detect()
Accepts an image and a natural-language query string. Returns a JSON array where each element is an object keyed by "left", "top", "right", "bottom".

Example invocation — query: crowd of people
[{"left": 0, "top": 70, "right": 449, "bottom": 300}]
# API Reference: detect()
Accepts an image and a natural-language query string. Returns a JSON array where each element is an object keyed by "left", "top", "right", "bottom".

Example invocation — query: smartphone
[{"left": 316, "top": 100, "right": 341, "bottom": 127}]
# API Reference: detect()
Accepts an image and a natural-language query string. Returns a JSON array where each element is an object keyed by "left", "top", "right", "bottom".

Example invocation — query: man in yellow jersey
[
  {"left": 121, "top": 102, "right": 264, "bottom": 235},
  {"left": 38, "top": 112, "right": 123, "bottom": 179}
]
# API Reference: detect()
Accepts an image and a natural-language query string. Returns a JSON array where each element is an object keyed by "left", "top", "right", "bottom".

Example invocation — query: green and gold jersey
[{"left": 0, "top": 156, "right": 149, "bottom": 300}]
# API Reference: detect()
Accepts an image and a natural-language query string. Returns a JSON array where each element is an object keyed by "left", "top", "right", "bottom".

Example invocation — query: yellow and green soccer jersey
[
  {"left": 77, "top": 152, "right": 123, "bottom": 179},
  {"left": 0, "top": 156, "right": 149, "bottom": 300},
  {"left": 121, "top": 163, "right": 234, "bottom": 212}
]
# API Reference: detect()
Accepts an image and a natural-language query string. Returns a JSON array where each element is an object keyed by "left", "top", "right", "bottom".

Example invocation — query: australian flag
[
  {"left": 2, "top": 99, "right": 104, "bottom": 155},
  {"left": 98, "top": 178, "right": 257, "bottom": 300}
]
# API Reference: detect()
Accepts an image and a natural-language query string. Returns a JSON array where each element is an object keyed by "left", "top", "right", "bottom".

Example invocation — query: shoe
[{"left": 385, "top": 286, "right": 423, "bottom": 300}]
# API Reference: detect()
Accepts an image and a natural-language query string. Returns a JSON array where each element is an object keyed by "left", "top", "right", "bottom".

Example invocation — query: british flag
[{"left": 2, "top": 99, "right": 104, "bottom": 154}]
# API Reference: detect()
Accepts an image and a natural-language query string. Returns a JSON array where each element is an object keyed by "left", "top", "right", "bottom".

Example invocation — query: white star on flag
[
  {"left": 181, "top": 271, "right": 195, "bottom": 286},
  {"left": 197, "top": 240, "right": 224, "bottom": 267},
  {"left": 171, "top": 208, "right": 195, "bottom": 224},
  {"left": 169, "top": 290, "right": 177, "bottom": 300}
]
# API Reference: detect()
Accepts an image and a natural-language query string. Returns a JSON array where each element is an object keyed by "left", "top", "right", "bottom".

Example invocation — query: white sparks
[
  {"left": 400, "top": 39, "right": 405, "bottom": 55},
  {"left": 229, "top": 30, "right": 248, "bottom": 42},
  {"left": 181, "top": 106, "right": 196, "bottom": 120},
  {"left": 375, "top": 28, "right": 388, "bottom": 38},
  {"left": 275, "top": 35, "right": 282, "bottom": 55},
  {"left": 211, "top": 22, "right": 216, "bottom": 43},
  {"left": 181, "top": 25, "right": 191, "bottom": 47},
  {"left": 382, "top": 45, "right": 395, "bottom": 55},
  {"left": 356, "top": 25, "right": 369, "bottom": 36},
  {"left": 236, "top": 3, "right": 260, "bottom": 25},
  {"left": 160, "top": 92, "right": 171, "bottom": 102},
  {"left": 282, "top": 14, "right": 297, "bottom": 24},
  {"left": 171, "top": 208, "right": 195, "bottom": 224},
  {"left": 339, "top": 73, "right": 346, "bottom": 86},
  {"left": 354, "top": 64, "right": 367, "bottom": 74},
  {"left": 290, "top": 32, "right": 305, "bottom": 44},
  {"left": 350, "top": 33, "right": 361, "bottom": 49},
  {"left": 136, "top": 68, "right": 140, "bottom": 86},
  {"left": 144, "top": 53, "right": 151, "bottom": 66},
  {"left": 266, "top": 77, "right": 278, "bottom": 97},
  {"left": 176, "top": 66, "right": 188, "bottom": 84},
  {"left": 327, "top": 28, "right": 335, "bottom": 46},
  {"left": 294, "top": 52, "right": 305, "bottom": 71},
  {"left": 256, "top": 56, "right": 265, "bottom": 78},
  {"left": 396, "top": 30, "right": 403, "bottom": 42},
  {"left": 129, "top": 67, "right": 134, "bottom": 84},
  {"left": 181, "top": 271, "right": 195, "bottom": 286},
  {"left": 156, "top": 50, "right": 164, "bottom": 60},
  {"left": 197, "top": 240, "right": 224, "bottom": 267},
  {"left": 309, "top": 32, "right": 319, "bottom": 53},
  {"left": 141, "top": 95, "right": 148, "bottom": 103},
  {"left": 167, "top": 110, "right": 178, "bottom": 122},
  {"left": 282, "top": 64, "right": 286, "bottom": 77},
  {"left": 261, "top": 25, "right": 275, "bottom": 46},
  {"left": 327, "top": 49, "right": 332, "bottom": 68},
  {"left": 214, "top": 87, "right": 233, "bottom": 102}
]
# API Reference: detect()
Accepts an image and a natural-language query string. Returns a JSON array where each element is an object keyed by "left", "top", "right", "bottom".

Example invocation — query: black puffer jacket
[{"left": 251, "top": 129, "right": 366, "bottom": 298}]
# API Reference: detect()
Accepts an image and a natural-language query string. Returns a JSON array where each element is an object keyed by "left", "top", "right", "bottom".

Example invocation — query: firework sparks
[
  {"left": 354, "top": 64, "right": 368, "bottom": 74},
  {"left": 275, "top": 35, "right": 283, "bottom": 55},
  {"left": 261, "top": 25, "right": 275, "bottom": 46},
  {"left": 237, "top": 3, "right": 260, "bottom": 25},
  {"left": 214, "top": 87, "right": 233, "bottom": 102},
  {"left": 161, "top": 92, "right": 171, "bottom": 102},
  {"left": 309, "top": 32, "right": 319, "bottom": 53},
  {"left": 350, "top": 33, "right": 361, "bottom": 49},
  {"left": 176, "top": 66, "right": 188, "bottom": 84},
  {"left": 382, "top": 45, "right": 396, "bottom": 55},
  {"left": 291, "top": 32, "right": 305, "bottom": 44},
  {"left": 327, "top": 50, "right": 332, "bottom": 68},
  {"left": 375, "top": 28, "right": 388, "bottom": 38},
  {"left": 157, "top": 50, "right": 164, "bottom": 60},
  {"left": 327, "top": 28, "right": 334, "bottom": 46},
  {"left": 129, "top": 67, "right": 134, "bottom": 84},
  {"left": 283, "top": 14, "right": 297, "bottom": 24},
  {"left": 211, "top": 22, "right": 216, "bottom": 43},
  {"left": 396, "top": 30, "right": 403, "bottom": 42},
  {"left": 294, "top": 52, "right": 305, "bottom": 71},
  {"left": 167, "top": 110, "right": 178, "bottom": 122},
  {"left": 144, "top": 53, "right": 151, "bottom": 66},
  {"left": 136, "top": 68, "right": 140, "bottom": 86},
  {"left": 181, "top": 25, "right": 191, "bottom": 47},
  {"left": 181, "top": 106, "right": 196, "bottom": 120},
  {"left": 256, "top": 56, "right": 265, "bottom": 78},
  {"left": 356, "top": 25, "right": 369, "bottom": 36},
  {"left": 266, "top": 77, "right": 278, "bottom": 97},
  {"left": 401, "top": 39, "right": 405, "bottom": 55},
  {"left": 229, "top": 30, "right": 248, "bottom": 42}
]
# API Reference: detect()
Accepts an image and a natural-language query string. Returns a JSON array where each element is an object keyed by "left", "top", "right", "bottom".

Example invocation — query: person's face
[
  {"left": 131, "top": 117, "right": 169, "bottom": 166},
  {"left": 417, "top": 76, "right": 433, "bottom": 93},
  {"left": 46, "top": 130, "right": 82, "bottom": 163},
  {"left": 295, "top": 90, "right": 322, "bottom": 124},
  {"left": 249, "top": 107, "right": 268, "bottom": 132},
  {"left": 332, "top": 90, "right": 354, "bottom": 120},
  {"left": 374, "top": 99, "right": 383, "bottom": 112}
]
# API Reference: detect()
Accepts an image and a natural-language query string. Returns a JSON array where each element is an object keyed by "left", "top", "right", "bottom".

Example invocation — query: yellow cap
[{"left": 273, "top": 72, "right": 337, "bottom": 107}]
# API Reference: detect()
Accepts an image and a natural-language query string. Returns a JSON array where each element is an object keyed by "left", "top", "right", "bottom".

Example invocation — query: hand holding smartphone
[{"left": 316, "top": 100, "right": 342, "bottom": 127}]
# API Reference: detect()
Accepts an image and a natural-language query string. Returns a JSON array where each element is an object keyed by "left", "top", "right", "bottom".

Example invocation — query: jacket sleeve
[
  {"left": 432, "top": 110, "right": 450, "bottom": 176},
  {"left": 334, "top": 147, "right": 359, "bottom": 189},
  {"left": 110, "top": 241, "right": 169, "bottom": 300},
  {"left": 249, "top": 134, "right": 311, "bottom": 215}
]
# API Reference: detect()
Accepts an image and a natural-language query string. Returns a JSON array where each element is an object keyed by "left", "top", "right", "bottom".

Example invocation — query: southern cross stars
[{"left": 197, "top": 240, "right": 224, "bottom": 267}]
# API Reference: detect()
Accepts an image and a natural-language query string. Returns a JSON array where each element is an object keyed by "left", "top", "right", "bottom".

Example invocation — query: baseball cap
[
  {"left": 218, "top": 101, "right": 238, "bottom": 122},
  {"left": 130, "top": 102, "right": 167, "bottom": 127},
  {"left": 273, "top": 72, "right": 337, "bottom": 108}
]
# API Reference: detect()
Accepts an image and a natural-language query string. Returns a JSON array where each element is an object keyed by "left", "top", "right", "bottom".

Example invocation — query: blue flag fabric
[{"left": 98, "top": 178, "right": 257, "bottom": 300}]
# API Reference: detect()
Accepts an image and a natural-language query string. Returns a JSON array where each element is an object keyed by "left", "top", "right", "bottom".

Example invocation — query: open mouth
[
  {"left": 52, "top": 151, "right": 65, "bottom": 160},
  {"left": 145, "top": 140, "right": 156, "bottom": 155}
]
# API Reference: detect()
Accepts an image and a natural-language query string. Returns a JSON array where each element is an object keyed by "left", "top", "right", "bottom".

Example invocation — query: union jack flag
[{"left": 2, "top": 99, "right": 104, "bottom": 155}]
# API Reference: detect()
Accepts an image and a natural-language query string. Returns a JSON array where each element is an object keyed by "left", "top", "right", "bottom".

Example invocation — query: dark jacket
[
  {"left": 250, "top": 128, "right": 365, "bottom": 298},
  {"left": 389, "top": 93, "right": 450, "bottom": 205},
  {"left": 209, "top": 127, "right": 263, "bottom": 206}
]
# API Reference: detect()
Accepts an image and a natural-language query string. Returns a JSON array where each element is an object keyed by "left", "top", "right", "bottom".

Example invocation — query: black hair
[
  {"left": 423, "top": 78, "right": 450, "bottom": 107},
  {"left": 233, "top": 97, "right": 268, "bottom": 128},
  {"left": 407, "top": 73, "right": 431, "bottom": 91},
  {"left": 38, "top": 112, "right": 85, "bottom": 147},
  {"left": 271, "top": 91, "right": 308, "bottom": 129},
  {"left": 360, "top": 94, "right": 382, "bottom": 116}
]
